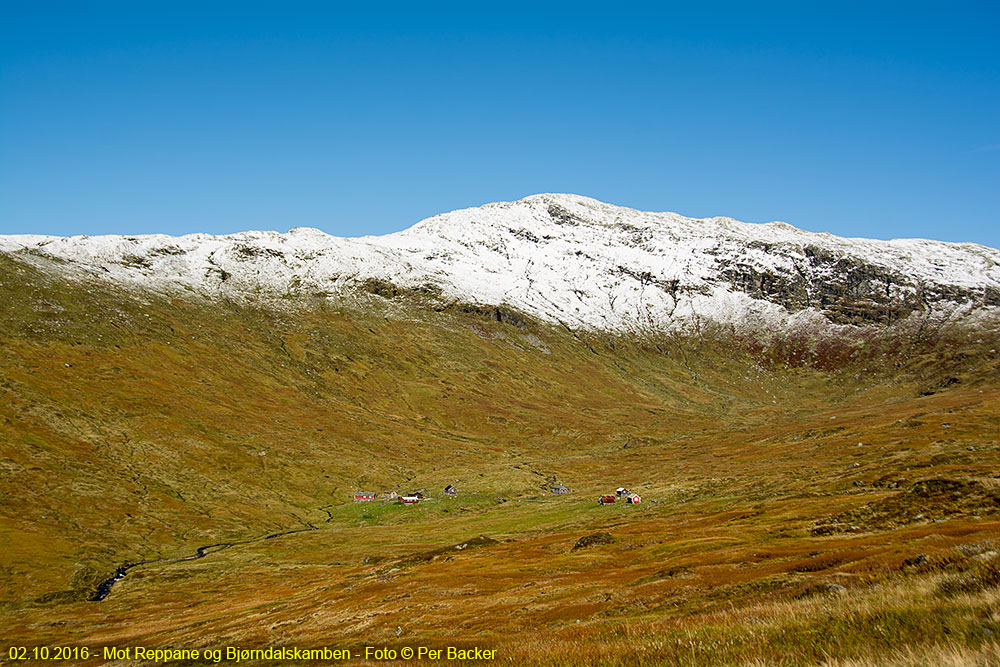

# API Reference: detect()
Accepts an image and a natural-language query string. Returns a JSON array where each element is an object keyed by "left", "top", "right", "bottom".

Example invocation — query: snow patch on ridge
[{"left": 2, "top": 194, "right": 998, "bottom": 333}]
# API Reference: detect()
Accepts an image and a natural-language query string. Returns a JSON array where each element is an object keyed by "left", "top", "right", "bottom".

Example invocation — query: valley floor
[{"left": 4, "top": 386, "right": 1000, "bottom": 665}]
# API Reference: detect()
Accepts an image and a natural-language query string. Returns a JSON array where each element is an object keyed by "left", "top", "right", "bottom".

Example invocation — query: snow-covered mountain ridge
[{"left": 2, "top": 193, "right": 998, "bottom": 333}]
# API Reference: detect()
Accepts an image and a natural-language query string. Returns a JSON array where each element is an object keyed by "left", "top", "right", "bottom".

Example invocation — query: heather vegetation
[{"left": 1, "top": 252, "right": 999, "bottom": 665}]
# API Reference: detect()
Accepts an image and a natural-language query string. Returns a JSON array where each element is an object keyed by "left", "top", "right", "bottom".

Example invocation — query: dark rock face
[
  {"left": 439, "top": 302, "right": 528, "bottom": 328},
  {"left": 716, "top": 251, "right": 913, "bottom": 326},
  {"left": 547, "top": 204, "right": 582, "bottom": 226},
  {"left": 361, "top": 278, "right": 443, "bottom": 300},
  {"left": 231, "top": 244, "right": 284, "bottom": 260},
  {"left": 712, "top": 243, "right": 997, "bottom": 326}
]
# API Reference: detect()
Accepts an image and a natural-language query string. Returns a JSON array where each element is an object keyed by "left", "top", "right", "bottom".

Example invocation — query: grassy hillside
[{"left": 1, "top": 253, "right": 999, "bottom": 665}]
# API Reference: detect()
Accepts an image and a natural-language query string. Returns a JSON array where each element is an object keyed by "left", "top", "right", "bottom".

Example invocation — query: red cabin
[
  {"left": 599, "top": 495, "right": 616, "bottom": 505},
  {"left": 353, "top": 492, "right": 376, "bottom": 502}
]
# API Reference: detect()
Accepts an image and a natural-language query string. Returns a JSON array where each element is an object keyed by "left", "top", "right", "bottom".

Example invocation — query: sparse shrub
[
  {"left": 936, "top": 557, "right": 1000, "bottom": 597},
  {"left": 659, "top": 565, "right": 694, "bottom": 578},
  {"left": 572, "top": 532, "right": 614, "bottom": 551},
  {"left": 794, "top": 554, "right": 846, "bottom": 572},
  {"left": 796, "top": 582, "right": 847, "bottom": 598},
  {"left": 956, "top": 540, "right": 996, "bottom": 557}
]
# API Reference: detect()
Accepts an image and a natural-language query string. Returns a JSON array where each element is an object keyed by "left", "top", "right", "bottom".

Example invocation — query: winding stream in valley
[{"left": 90, "top": 524, "right": 320, "bottom": 602}]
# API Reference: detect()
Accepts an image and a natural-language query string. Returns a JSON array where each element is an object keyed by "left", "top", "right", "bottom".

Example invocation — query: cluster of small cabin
[
  {"left": 355, "top": 484, "right": 639, "bottom": 506},
  {"left": 353, "top": 485, "right": 458, "bottom": 505},
  {"left": 599, "top": 487, "right": 641, "bottom": 505}
]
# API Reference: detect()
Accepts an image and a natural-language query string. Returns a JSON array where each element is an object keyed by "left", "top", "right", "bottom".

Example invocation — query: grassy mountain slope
[{"left": 1, "top": 253, "right": 1000, "bottom": 665}]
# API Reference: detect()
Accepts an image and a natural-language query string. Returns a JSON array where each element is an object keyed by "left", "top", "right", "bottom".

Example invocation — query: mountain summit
[{"left": 2, "top": 194, "right": 998, "bottom": 333}]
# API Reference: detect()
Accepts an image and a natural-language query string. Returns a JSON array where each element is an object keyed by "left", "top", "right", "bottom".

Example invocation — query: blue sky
[{"left": 1, "top": 1, "right": 998, "bottom": 247}]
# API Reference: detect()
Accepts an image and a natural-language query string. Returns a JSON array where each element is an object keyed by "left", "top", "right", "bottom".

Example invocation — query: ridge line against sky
[{"left": 1, "top": 1, "right": 998, "bottom": 248}]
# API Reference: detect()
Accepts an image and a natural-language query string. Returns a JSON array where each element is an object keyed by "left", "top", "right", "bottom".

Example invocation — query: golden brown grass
[{"left": 2, "top": 253, "right": 1000, "bottom": 664}]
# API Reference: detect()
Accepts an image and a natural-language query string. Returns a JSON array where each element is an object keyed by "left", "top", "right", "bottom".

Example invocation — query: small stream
[{"left": 90, "top": 525, "right": 318, "bottom": 601}]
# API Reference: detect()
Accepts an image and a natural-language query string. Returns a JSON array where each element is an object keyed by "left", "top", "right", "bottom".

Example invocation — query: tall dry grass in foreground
[{"left": 486, "top": 570, "right": 1000, "bottom": 666}]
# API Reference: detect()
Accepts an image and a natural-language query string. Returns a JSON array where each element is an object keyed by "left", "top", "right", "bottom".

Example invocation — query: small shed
[
  {"left": 381, "top": 490, "right": 398, "bottom": 500},
  {"left": 353, "top": 492, "right": 376, "bottom": 502},
  {"left": 616, "top": 487, "right": 630, "bottom": 497},
  {"left": 410, "top": 491, "right": 425, "bottom": 499},
  {"left": 599, "top": 494, "right": 616, "bottom": 505},
  {"left": 444, "top": 485, "right": 458, "bottom": 497},
  {"left": 551, "top": 484, "right": 571, "bottom": 494},
  {"left": 399, "top": 495, "right": 421, "bottom": 504},
  {"left": 626, "top": 494, "right": 642, "bottom": 504}
]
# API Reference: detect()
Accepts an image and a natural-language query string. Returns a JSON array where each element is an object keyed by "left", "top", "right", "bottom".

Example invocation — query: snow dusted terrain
[{"left": 2, "top": 194, "right": 998, "bottom": 333}]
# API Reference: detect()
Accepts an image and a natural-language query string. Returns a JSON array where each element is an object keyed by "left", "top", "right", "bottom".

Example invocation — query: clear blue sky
[{"left": 2, "top": 1, "right": 998, "bottom": 247}]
